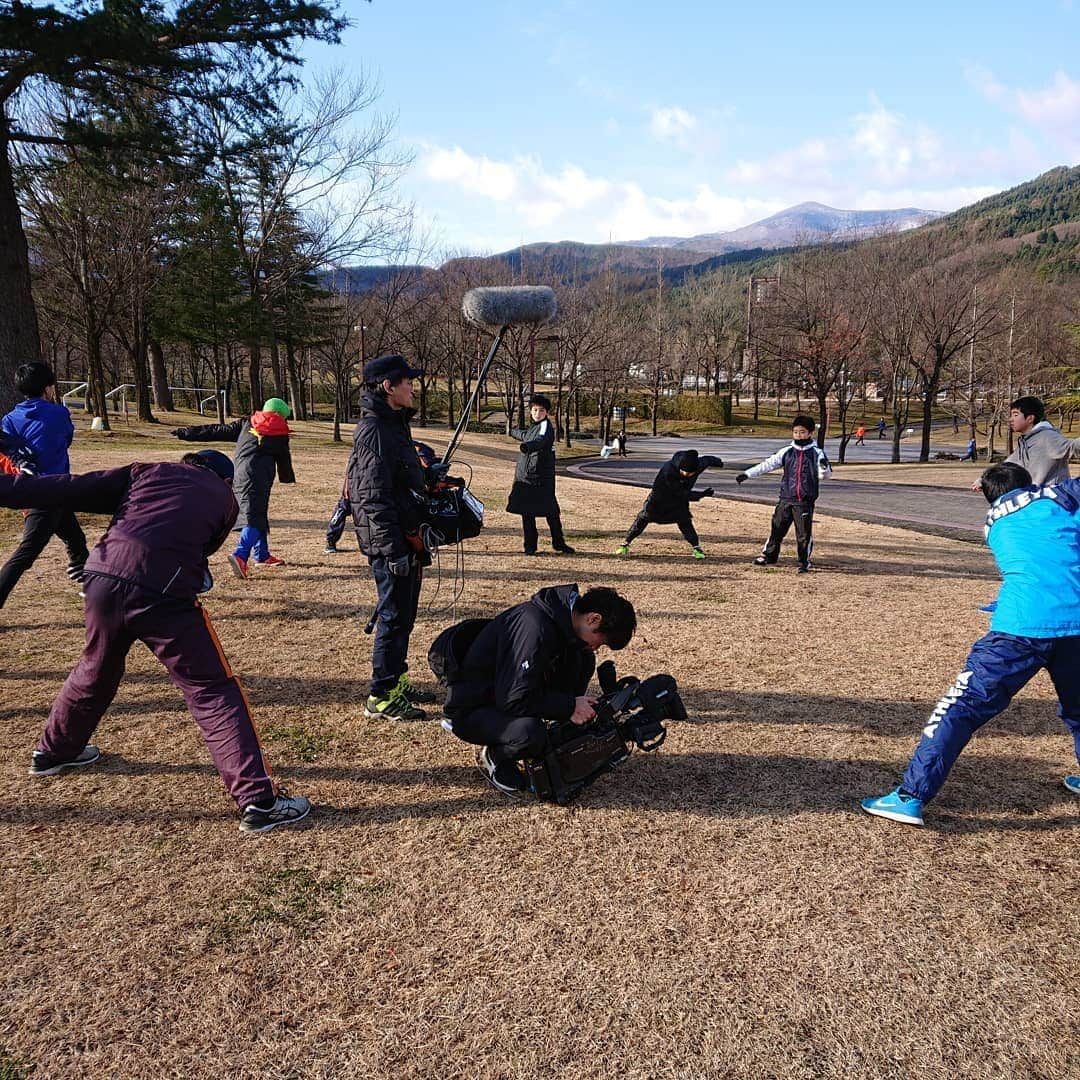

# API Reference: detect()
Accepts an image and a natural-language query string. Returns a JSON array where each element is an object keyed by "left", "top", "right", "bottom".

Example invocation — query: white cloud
[
  {"left": 967, "top": 67, "right": 1080, "bottom": 157},
  {"left": 1014, "top": 70, "right": 1080, "bottom": 128},
  {"left": 422, "top": 146, "right": 517, "bottom": 201},
  {"left": 726, "top": 138, "right": 833, "bottom": 186},
  {"left": 850, "top": 96, "right": 944, "bottom": 183},
  {"left": 416, "top": 143, "right": 778, "bottom": 246},
  {"left": 649, "top": 105, "right": 698, "bottom": 140},
  {"left": 603, "top": 183, "right": 783, "bottom": 241}
]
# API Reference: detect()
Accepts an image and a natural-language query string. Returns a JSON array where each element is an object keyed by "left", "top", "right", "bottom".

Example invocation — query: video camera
[
  {"left": 524, "top": 660, "right": 687, "bottom": 805},
  {"left": 409, "top": 443, "right": 484, "bottom": 549}
]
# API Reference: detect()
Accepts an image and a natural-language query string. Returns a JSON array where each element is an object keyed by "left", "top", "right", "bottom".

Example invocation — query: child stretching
[
  {"left": 616, "top": 449, "right": 721, "bottom": 559},
  {"left": 736, "top": 415, "right": 831, "bottom": 573},
  {"left": 862, "top": 463, "right": 1080, "bottom": 826}
]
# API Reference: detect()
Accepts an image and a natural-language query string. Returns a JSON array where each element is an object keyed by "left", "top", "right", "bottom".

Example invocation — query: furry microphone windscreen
[{"left": 461, "top": 286, "right": 558, "bottom": 328}]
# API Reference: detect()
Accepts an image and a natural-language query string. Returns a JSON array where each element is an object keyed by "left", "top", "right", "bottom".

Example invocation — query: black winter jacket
[
  {"left": 641, "top": 450, "right": 723, "bottom": 523},
  {"left": 172, "top": 412, "right": 295, "bottom": 531},
  {"left": 443, "top": 584, "right": 595, "bottom": 721},
  {"left": 348, "top": 392, "right": 426, "bottom": 559},
  {"left": 506, "top": 418, "right": 559, "bottom": 517}
]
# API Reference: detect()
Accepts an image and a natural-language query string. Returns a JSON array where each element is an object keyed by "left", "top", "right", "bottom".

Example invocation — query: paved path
[{"left": 567, "top": 436, "right": 987, "bottom": 540}]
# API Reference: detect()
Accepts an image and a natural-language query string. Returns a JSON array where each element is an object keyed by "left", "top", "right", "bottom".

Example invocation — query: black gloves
[
  {"left": 170, "top": 429, "right": 188, "bottom": 440},
  {"left": 388, "top": 555, "right": 412, "bottom": 576},
  {"left": 714, "top": 458, "right": 724, "bottom": 469},
  {"left": 701, "top": 487, "right": 714, "bottom": 498},
  {"left": 735, "top": 473, "right": 748, "bottom": 485}
]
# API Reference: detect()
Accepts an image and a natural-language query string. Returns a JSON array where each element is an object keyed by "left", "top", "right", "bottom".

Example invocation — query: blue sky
[{"left": 302, "top": 0, "right": 1080, "bottom": 256}]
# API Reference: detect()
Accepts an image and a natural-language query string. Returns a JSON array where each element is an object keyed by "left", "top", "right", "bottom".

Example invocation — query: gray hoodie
[{"left": 1005, "top": 420, "right": 1080, "bottom": 485}]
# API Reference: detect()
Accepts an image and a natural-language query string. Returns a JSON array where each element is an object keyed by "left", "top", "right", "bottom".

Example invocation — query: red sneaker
[
  {"left": 227, "top": 554, "right": 248, "bottom": 580},
  {"left": 256, "top": 556, "right": 286, "bottom": 568}
]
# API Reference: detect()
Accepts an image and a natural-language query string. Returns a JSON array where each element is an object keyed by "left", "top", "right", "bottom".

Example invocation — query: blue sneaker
[
  {"left": 861, "top": 787, "right": 924, "bottom": 826},
  {"left": 1064, "top": 775, "right": 1080, "bottom": 796},
  {"left": 977, "top": 601, "right": 997, "bottom": 614}
]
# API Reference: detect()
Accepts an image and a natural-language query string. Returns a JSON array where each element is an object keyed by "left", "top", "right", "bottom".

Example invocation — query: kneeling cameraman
[{"left": 443, "top": 585, "right": 637, "bottom": 794}]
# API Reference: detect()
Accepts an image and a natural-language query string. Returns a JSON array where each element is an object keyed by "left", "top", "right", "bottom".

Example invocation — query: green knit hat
[{"left": 262, "top": 397, "right": 291, "bottom": 419}]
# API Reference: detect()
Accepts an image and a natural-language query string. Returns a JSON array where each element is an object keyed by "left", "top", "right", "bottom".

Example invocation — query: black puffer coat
[
  {"left": 641, "top": 450, "right": 722, "bottom": 523},
  {"left": 506, "top": 417, "right": 559, "bottom": 517},
  {"left": 348, "top": 392, "right": 426, "bottom": 559},
  {"left": 172, "top": 412, "right": 295, "bottom": 531},
  {"left": 443, "top": 583, "right": 595, "bottom": 722}
]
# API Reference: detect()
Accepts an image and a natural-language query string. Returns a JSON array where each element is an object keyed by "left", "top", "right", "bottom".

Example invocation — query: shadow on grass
[{"left": 7, "top": 752, "right": 1077, "bottom": 833}]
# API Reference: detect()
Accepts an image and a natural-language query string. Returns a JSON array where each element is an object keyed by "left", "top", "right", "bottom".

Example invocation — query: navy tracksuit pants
[
  {"left": 326, "top": 495, "right": 350, "bottom": 548},
  {"left": 368, "top": 556, "right": 422, "bottom": 697},
  {"left": 903, "top": 631, "right": 1080, "bottom": 802},
  {"left": 40, "top": 575, "right": 275, "bottom": 809}
]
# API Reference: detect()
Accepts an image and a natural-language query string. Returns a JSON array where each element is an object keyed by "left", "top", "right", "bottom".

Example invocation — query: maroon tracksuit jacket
[{"left": 0, "top": 462, "right": 275, "bottom": 808}]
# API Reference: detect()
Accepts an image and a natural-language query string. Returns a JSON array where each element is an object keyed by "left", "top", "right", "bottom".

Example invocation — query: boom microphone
[
  {"left": 443, "top": 285, "right": 560, "bottom": 465},
  {"left": 462, "top": 286, "right": 557, "bottom": 329}
]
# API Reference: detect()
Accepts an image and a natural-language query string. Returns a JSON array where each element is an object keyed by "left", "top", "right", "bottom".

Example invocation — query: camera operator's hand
[
  {"left": 735, "top": 472, "right": 748, "bottom": 485},
  {"left": 388, "top": 554, "right": 412, "bottom": 576},
  {"left": 571, "top": 696, "right": 597, "bottom": 726}
]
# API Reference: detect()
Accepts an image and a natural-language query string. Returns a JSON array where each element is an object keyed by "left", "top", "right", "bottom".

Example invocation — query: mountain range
[
  {"left": 620, "top": 202, "right": 943, "bottom": 255},
  {"left": 330, "top": 165, "right": 1080, "bottom": 290}
]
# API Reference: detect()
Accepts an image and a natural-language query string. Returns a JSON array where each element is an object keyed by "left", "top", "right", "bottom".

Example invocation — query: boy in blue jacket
[
  {"left": 0, "top": 362, "right": 88, "bottom": 605},
  {"left": 862, "top": 462, "right": 1080, "bottom": 826}
]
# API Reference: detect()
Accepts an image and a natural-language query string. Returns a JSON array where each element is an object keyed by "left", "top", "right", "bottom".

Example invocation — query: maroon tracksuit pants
[{"left": 38, "top": 575, "right": 275, "bottom": 809}]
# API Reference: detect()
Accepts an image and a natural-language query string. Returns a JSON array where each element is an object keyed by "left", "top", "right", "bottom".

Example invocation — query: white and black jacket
[{"left": 745, "top": 441, "right": 831, "bottom": 502}]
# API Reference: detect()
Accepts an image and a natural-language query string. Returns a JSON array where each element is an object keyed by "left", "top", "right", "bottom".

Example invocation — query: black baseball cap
[
  {"left": 363, "top": 353, "right": 422, "bottom": 385},
  {"left": 188, "top": 449, "right": 234, "bottom": 482}
]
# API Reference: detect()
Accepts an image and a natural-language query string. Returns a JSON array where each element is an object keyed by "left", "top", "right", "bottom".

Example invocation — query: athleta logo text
[{"left": 923, "top": 670, "right": 974, "bottom": 739}]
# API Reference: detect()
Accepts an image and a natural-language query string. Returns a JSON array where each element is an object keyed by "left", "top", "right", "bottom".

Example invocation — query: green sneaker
[
  {"left": 396, "top": 674, "right": 437, "bottom": 704},
  {"left": 692, "top": 547, "right": 706, "bottom": 560},
  {"left": 364, "top": 692, "right": 426, "bottom": 721},
  {"left": 615, "top": 544, "right": 630, "bottom": 555}
]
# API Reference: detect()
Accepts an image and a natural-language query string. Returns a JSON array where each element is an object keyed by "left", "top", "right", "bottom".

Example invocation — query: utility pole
[{"left": 967, "top": 284, "right": 978, "bottom": 442}]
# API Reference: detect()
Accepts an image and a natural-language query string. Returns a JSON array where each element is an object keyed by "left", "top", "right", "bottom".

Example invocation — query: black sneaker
[
  {"left": 66, "top": 561, "right": 87, "bottom": 582},
  {"left": 553, "top": 545, "right": 576, "bottom": 555},
  {"left": 476, "top": 746, "right": 527, "bottom": 795},
  {"left": 29, "top": 745, "right": 101, "bottom": 777},
  {"left": 523, "top": 550, "right": 539, "bottom": 557},
  {"left": 396, "top": 675, "right": 437, "bottom": 705},
  {"left": 752, "top": 555, "right": 776, "bottom": 566},
  {"left": 239, "top": 793, "right": 311, "bottom": 834},
  {"left": 797, "top": 562, "right": 812, "bottom": 574}
]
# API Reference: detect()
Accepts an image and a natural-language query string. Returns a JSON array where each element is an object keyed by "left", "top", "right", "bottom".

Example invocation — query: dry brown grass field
[{"left": 1, "top": 420, "right": 1078, "bottom": 1079}]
